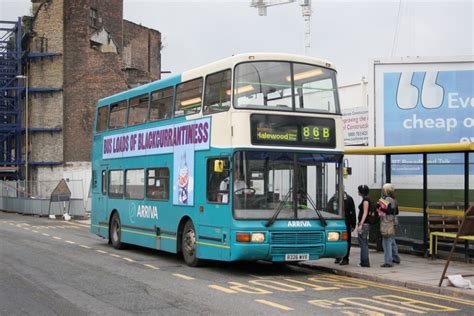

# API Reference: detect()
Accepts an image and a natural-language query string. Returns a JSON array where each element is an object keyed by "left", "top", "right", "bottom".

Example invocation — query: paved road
[{"left": 1, "top": 211, "right": 473, "bottom": 316}]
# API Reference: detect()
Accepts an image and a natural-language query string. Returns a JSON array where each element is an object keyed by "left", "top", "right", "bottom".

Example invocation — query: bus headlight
[
  {"left": 327, "top": 232, "right": 340, "bottom": 241},
  {"left": 251, "top": 233, "right": 265, "bottom": 243}
]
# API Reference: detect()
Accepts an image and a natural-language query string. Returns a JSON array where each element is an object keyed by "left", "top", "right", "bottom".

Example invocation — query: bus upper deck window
[
  {"left": 108, "top": 100, "right": 127, "bottom": 129},
  {"left": 150, "top": 87, "right": 174, "bottom": 121},
  {"left": 175, "top": 78, "right": 203, "bottom": 117},
  {"left": 204, "top": 69, "right": 231, "bottom": 114},
  {"left": 96, "top": 106, "right": 109, "bottom": 132},
  {"left": 293, "top": 64, "right": 338, "bottom": 113},
  {"left": 234, "top": 62, "right": 292, "bottom": 110},
  {"left": 128, "top": 94, "right": 149, "bottom": 126}
]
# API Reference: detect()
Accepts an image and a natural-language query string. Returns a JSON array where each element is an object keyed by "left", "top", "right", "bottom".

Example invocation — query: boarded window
[
  {"left": 108, "top": 170, "right": 124, "bottom": 198},
  {"left": 125, "top": 169, "right": 144, "bottom": 199},
  {"left": 96, "top": 106, "right": 108, "bottom": 132},
  {"left": 128, "top": 94, "right": 149, "bottom": 126},
  {"left": 108, "top": 100, "right": 127, "bottom": 129},
  {"left": 150, "top": 87, "right": 173, "bottom": 121},
  {"left": 204, "top": 70, "right": 231, "bottom": 114},
  {"left": 175, "top": 78, "right": 203, "bottom": 116},
  {"left": 146, "top": 168, "right": 169, "bottom": 201}
]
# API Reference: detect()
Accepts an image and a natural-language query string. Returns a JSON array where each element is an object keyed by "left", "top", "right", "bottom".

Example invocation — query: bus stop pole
[
  {"left": 385, "top": 154, "right": 391, "bottom": 184},
  {"left": 464, "top": 152, "right": 470, "bottom": 256},
  {"left": 423, "top": 153, "right": 428, "bottom": 255},
  {"left": 464, "top": 152, "right": 469, "bottom": 212}
]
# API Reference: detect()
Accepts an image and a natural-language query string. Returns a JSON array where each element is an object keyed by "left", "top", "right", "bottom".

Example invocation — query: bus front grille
[{"left": 270, "top": 231, "right": 324, "bottom": 244}]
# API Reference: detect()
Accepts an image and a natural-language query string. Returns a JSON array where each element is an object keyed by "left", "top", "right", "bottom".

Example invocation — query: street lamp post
[{"left": 16, "top": 74, "right": 28, "bottom": 196}]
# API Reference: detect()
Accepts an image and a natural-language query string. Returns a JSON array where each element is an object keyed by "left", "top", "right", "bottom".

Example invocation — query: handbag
[{"left": 380, "top": 215, "right": 395, "bottom": 236}]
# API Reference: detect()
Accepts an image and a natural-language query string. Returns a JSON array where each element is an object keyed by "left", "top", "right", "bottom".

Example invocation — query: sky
[{"left": 1, "top": 0, "right": 473, "bottom": 84}]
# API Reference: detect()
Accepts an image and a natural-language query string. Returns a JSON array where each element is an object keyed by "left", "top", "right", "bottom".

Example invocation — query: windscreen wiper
[
  {"left": 297, "top": 189, "right": 327, "bottom": 227},
  {"left": 265, "top": 187, "right": 293, "bottom": 228}
]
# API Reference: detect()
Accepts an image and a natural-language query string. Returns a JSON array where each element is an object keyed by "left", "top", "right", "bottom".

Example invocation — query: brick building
[{"left": 25, "top": 0, "right": 161, "bottom": 194}]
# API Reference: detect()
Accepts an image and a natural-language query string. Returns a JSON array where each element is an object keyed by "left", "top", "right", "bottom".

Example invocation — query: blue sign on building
[{"left": 384, "top": 70, "right": 473, "bottom": 174}]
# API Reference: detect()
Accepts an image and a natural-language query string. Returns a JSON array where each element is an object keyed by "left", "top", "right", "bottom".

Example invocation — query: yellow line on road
[
  {"left": 327, "top": 274, "right": 474, "bottom": 307},
  {"left": 79, "top": 245, "right": 91, "bottom": 249},
  {"left": 32, "top": 230, "right": 39, "bottom": 233},
  {"left": 96, "top": 250, "right": 108, "bottom": 254},
  {"left": 208, "top": 285, "right": 238, "bottom": 294},
  {"left": 255, "top": 299, "right": 294, "bottom": 311},
  {"left": 173, "top": 273, "right": 195, "bottom": 280},
  {"left": 109, "top": 254, "right": 121, "bottom": 258},
  {"left": 65, "top": 240, "right": 76, "bottom": 244},
  {"left": 41, "top": 233, "right": 50, "bottom": 236},
  {"left": 53, "top": 236, "right": 62, "bottom": 240},
  {"left": 143, "top": 264, "right": 160, "bottom": 270},
  {"left": 123, "top": 257, "right": 136, "bottom": 263}
]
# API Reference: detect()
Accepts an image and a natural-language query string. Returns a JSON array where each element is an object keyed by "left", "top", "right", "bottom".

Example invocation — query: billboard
[
  {"left": 384, "top": 70, "right": 473, "bottom": 146},
  {"left": 374, "top": 58, "right": 473, "bottom": 175},
  {"left": 102, "top": 117, "right": 210, "bottom": 206}
]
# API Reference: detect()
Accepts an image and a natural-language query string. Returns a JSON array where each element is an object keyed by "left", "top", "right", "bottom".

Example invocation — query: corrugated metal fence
[{"left": 0, "top": 180, "right": 90, "bottom": 217}]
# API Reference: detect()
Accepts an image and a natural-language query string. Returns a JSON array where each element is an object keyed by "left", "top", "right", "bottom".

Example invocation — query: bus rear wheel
[
  {"left": 110, "top": 212, "right": 124, "bottom": 250},
  {"left": 182, "top": 220, "right": 203, "bottom": 267}
]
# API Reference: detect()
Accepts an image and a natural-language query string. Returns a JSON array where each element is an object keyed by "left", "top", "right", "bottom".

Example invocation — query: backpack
[{"left": 366, "top": 201, "right": 379, "bottom": 225}]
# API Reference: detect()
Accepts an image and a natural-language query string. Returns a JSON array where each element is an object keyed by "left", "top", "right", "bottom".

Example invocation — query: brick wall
[
  {"left": 27, "top": 0, "right": 162, "bottom": 182},
  {"left": 63, "top": 0, "right": 127, "bottom": 162},
  {"left": 27, "top": 0, "right": 64, "bottom": 171},
  {"left": 123, "top": 20, "right": 161, "bottom": 82}
]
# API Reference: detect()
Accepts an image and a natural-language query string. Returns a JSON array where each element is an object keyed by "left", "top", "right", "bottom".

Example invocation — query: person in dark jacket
[
  {"left": 357, "top": 185, "right": 371, "bottom": 267},
  {"left": 333, "top": 191, "right": 356, "bottom": 265}
]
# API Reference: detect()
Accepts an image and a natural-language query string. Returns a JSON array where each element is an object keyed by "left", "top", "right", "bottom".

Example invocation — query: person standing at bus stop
[
  {"left": 378, "top": 183, "right": 401, "bottom": 267},
  {"left": 357, "top": 185, "right": 371, "bottom": 267},
  {"left": 334, "top": 191, "right": 356, "bottom": 265}
]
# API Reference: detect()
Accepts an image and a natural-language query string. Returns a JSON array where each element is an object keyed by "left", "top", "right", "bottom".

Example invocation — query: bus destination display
[{"left": 251, "top": 114, "right": 335, "bottom": 147}]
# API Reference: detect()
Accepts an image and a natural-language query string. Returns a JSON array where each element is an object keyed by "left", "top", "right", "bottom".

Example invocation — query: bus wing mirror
[{"left": 214, "top": 160, "right": 225, "bottom": 173}]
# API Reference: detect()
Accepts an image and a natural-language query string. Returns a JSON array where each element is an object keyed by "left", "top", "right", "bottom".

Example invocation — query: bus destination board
[{"left": 251, "top": 114, "right": 336, "bottom": 148}]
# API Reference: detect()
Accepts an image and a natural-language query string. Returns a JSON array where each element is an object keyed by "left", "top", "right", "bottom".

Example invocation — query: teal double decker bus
[{"left": 91, "top": 53, "right": 348, "bottom": 266}]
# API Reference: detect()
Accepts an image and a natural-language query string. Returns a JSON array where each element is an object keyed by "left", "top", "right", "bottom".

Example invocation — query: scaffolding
[
  {"left": 0, "top": 18, "right": 23, "bottom": 180},
  {"left": 0, "top": 18, "right": 63, "bottom": 181}
]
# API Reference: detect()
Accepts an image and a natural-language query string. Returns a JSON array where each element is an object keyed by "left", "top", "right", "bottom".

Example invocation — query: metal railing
[{"left": 0, "top": 179, "right": 90, "bottom": 217}]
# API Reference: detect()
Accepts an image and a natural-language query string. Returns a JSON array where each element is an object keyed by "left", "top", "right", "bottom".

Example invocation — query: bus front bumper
[{"left": 230, "top": 241, "right": 347, "bottom": 262}]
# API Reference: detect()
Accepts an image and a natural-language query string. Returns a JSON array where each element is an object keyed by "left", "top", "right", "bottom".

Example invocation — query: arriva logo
[
  {"left": 137, "top": 205, "right": 158, "bottom": 219},
  {"left": 287, "top": 221, "right": 312, "bottom": 228}
]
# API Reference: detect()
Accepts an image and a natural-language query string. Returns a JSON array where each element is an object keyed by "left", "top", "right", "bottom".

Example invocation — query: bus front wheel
[
  {"left": 182, "top": 221, "right": 202, "bottom": 267},
  {"left": 110, "top": 212, "right": 124, "bottom": 250}
]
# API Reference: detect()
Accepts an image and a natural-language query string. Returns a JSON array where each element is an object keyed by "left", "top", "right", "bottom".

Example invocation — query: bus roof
[{"left": 97, "top": 52, "right": 336, "bottom": 107}]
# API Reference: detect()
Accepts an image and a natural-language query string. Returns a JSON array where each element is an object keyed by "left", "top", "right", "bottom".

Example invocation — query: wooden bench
[
  {"left": 428, "top": 201, "right": 465, "bottom": 211},
  {"left": 428, "top": 214, "right": 474, "bottom": 262}
]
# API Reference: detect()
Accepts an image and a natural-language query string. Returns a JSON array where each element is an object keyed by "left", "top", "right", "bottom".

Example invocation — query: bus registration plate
[{"left": 285, "top": 254, "right": 309, "bottom": 261}]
